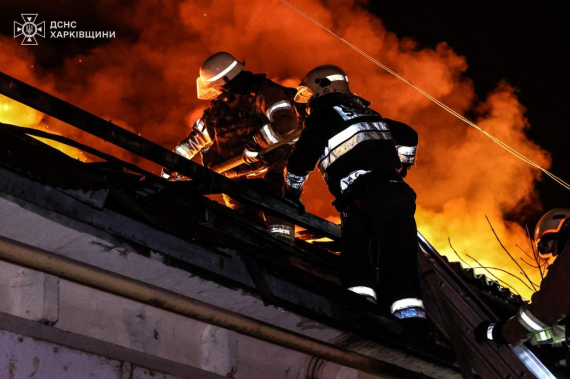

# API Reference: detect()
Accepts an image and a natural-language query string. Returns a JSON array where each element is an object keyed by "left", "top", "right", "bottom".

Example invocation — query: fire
[
  {"left": 0, "top": 95, "right": 87, "bottom": 161},
  {"left": 0, "top": 0, "right": 551, "bottom": 299}
]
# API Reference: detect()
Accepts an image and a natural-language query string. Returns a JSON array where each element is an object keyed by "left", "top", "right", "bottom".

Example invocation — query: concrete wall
[
  {"left": 0, "top": 328, "right": 185, "bottom": 379},
  {"left": 0, "top": 195, "right": 456, "bottom": 379}
]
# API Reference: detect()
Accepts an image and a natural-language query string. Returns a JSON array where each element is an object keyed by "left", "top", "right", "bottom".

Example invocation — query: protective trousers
[{"left": 341, "top": 174, "right": 422, "bottom": 310}]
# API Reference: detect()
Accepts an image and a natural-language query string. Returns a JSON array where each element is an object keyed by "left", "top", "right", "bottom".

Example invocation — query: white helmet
[
  {"left": 196, "top": 52, "right": 245, "bottom": 100},
  {"left": 534, "top": 208, "right": 570, "bottom": 257},
  {"left": 294, "top": 65, "right": 350, "bottom": 104}
]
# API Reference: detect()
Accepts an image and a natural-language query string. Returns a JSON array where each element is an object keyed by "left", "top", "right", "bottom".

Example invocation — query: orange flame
[
  {"left": 0, "top": 95, "right": 88, "bottom": 161},
  {"left": 0, "top": 0, "right": 550, "bottom": 298}
]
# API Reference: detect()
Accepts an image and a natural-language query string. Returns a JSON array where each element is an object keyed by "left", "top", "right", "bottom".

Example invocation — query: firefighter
[
  {"left": 284, "top": 65, "right": 426, "bottom": 322},
  {"left": 475, "top": 208, "right": 570, "bottom": 347},
  {"left": 163, "top": 52, "right": 299, "bottom": 241}
]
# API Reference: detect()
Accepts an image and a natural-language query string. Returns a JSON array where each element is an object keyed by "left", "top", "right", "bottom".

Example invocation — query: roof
[
  {"left": 0, "top": 69, "right": 560, "bottom": 378},
  {"left": 0, "top": 129, "right": 461, "bottom": 377}
]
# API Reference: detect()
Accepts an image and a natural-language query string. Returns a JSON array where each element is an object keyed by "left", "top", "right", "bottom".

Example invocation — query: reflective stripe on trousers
[{"left": 391, "top": 298, "right": 426, "bottom": 319}]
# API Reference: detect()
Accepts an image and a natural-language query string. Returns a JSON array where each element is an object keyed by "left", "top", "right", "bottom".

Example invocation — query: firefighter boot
[{"left": 266, "top": 216, "right": 295, "bottom": 244}]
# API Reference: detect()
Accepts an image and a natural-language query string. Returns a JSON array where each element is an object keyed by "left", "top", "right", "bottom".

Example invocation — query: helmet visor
[
  {"left": 294, "top": 86, "right": 314, "bottom": 104},
  {"left": 197, "top": 77, "right": 223, "bottom": 100},
  {"left": 537, "top": 236, "right": 558, "bottom": 257}
]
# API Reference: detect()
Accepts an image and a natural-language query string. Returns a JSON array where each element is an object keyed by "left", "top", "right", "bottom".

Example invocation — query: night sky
[
  {"left": 369, "top": 0, "right": 570, "bottom": 226},
  {"left": 0, "top": 0, "right": 568, "bottom": 229}
]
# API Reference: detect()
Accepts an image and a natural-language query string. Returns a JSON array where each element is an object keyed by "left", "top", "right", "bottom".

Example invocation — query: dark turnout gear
[
  {"left": 340, "top": 172, "right": 423, "bottom": 318},
  {"left": 477, "top": 218, "right": 570, "bottom": 347},
  {"left": 474, "top": 320, "right": 509, "bottom": 345},
  {"left": 285, "top": 86, "right": 423, "bottom": 319},
  {"left": 166, "top": 56, "right": 300, "bottom": 242},
  {"left": 285, "top": 92, "right": 418, "bottom": 200},
  {"left": 172, "top": 118, "right": 212, "bottom": 160},
  {"left": 502, "top": 240, "right": 570, "bottom": 346},
  {"left": 173, "top": 71, "right": 298, "bottom": 177}
]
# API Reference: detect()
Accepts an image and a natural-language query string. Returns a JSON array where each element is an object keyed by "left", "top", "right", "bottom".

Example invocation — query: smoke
[{"left": 0, "top": 0, "right": 550, "bottom": 298}]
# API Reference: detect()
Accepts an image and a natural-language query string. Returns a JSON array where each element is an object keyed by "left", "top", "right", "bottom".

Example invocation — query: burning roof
[
  {"left": 0, "top": 0, "right": 550, "bottom": 297},
  {"left": 0, "top": 81, "right": 559, "bottom": 375}
]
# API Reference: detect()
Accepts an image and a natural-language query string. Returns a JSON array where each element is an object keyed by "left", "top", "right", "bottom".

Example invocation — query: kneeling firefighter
[
  {"left": 283, "top": 65, "right": 426, "bottom": 324},
  {"left": 163, "top": 52, "right": 301, "bottom": 242},
  {"left": 476, "top": 209, "right": 570, "bottom": 349}
]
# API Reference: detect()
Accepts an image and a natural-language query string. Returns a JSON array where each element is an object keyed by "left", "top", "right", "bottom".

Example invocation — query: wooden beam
[{"left": 0, "top": 71, "right": 340, "bottom": 240}]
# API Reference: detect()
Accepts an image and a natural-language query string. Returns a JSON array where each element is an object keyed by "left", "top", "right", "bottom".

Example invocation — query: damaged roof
[
  {"left": 0, "top": 125, "right": 533, "bottom": 374},
  {"left": 0, "top": 70, "right": 560, "bottom": 378}
]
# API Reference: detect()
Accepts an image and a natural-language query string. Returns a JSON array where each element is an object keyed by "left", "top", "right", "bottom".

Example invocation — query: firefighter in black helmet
[
  {"left": 284, "top": 65, "right": 425, "bottom": 323},
  {"left": 163, "top": 52, "right": 300, "bottom": 242},
  {"left": 476, "top": 208, "right": 570, "bottom": 347}
]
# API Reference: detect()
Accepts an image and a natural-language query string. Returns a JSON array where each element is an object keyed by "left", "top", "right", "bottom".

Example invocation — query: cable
[{"left": 280, "top": 0, "right": 570, "bottom": 191}]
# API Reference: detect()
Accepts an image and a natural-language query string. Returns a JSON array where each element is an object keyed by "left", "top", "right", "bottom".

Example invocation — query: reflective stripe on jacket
[
  {"left": 502, "top": 242, "right": 570, "bottom": 346},
  {"left": 174, "top": 117, "right": 212, "bottom": 161},
  {"left": 286, "top": 93, "right": 417, "bottom": 199},
  {"left": 173, "top": 72, "right": 299, "bottom": 178}
]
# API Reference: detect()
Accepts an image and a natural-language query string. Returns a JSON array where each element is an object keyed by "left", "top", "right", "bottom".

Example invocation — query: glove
[
  {"left": 474, "top": 320, "right": 508, "bottom": 345},
  {"left": 243, "top": 144, "right": 262, "bottom": 165}
]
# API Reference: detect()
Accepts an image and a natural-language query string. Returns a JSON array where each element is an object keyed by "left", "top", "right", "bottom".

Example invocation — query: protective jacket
[
  {"left": 501, "top": 242, "right": 570, "bottom": 346},
  {"left": 174, "top": 71, "right": 298, "bottom": 178},
  {"left": 285, "top": 93, "right": 417, "bottom": 200},
  {"left": 285, "top": 92, "right": 424, "bottom": 319}
]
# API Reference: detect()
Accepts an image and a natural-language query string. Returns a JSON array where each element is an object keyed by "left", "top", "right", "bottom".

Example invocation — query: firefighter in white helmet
[
  {"left": 284, "top": 65, "right": 425, "bottom": 326},
  {"left": 163, "top": 52, "right": 300, "bottom": 241},
  {"left": 476, "top": 208, "right": 570, "bottom": 347}
]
